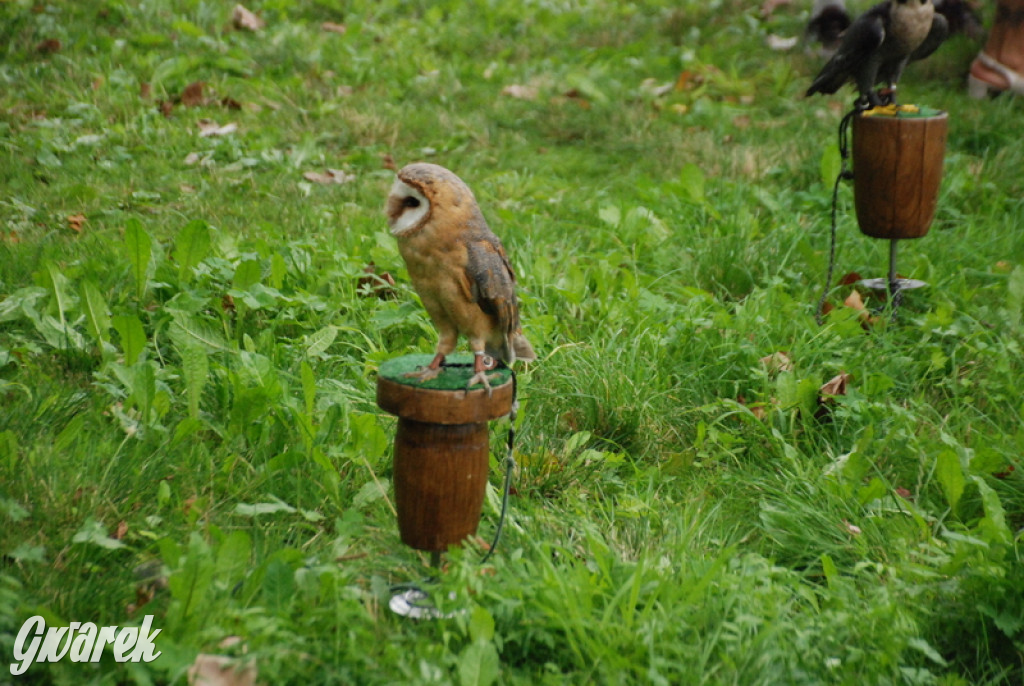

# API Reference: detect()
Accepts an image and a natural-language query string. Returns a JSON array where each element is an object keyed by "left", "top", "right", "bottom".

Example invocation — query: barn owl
[
  {"left": 385, "top": 163, "right": 535, "bottom": 394},
  {"left": 806, "top": 0, "right": 947, "bottom": 107}
]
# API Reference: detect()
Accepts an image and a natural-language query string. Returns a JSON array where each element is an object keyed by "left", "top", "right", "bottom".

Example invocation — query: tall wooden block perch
[
  {"left": 377, "top": 354, "right": 514, "bottom": 552},
  {"left": 852, "top": 107, "right": 947, "bottom": 240},
  {"left": 851, "top": 107, "right": 947, "bottom": 296}
]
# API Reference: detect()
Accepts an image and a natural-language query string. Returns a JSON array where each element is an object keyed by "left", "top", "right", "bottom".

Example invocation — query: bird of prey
[
  {"left": 385, "top": 163, "right": 535, "bottom": 393},
  {"left": 806, "top": 0, "right": 948, "bottom": 107}
]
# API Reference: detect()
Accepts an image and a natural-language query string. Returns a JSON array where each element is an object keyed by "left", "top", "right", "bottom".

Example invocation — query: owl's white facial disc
[{"left": 388, "top": 179, "right": 429, "bottom": 236}]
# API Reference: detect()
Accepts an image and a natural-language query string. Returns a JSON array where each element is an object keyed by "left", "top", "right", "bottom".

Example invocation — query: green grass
[{"left": 1, "top": 0, "right": 1022, "bottom": 683}]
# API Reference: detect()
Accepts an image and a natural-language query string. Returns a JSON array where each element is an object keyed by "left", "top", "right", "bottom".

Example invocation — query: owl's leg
[
  {"left": 403, "top": 331, "right": 457, "bottom": 383},
  {"left": 465, "top": 349, "right": 499, "bottom": 397}
]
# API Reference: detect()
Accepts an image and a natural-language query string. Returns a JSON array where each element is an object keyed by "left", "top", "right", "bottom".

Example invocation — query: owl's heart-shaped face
[{"left": 386, "top": 179, "right": 430, "bottom": 236}]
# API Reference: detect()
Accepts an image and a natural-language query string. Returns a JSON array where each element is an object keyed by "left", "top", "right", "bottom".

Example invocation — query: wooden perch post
[
  {"left": 851, "top": 107, "right": 947, "bottom": 299},
  {"left": 852, "top": 108, "right": 947, "bottom": 240},
  {"left": 377, "top": 354, "right": 514, "bottom": 552}
]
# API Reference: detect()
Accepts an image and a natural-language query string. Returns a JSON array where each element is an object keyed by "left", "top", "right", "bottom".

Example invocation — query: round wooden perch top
[
  {"left": 376, "top": 353, "right": 514, "bottom": 424},
  {"left": 852, "top": 105, "right": 947, "bottom": 240}
]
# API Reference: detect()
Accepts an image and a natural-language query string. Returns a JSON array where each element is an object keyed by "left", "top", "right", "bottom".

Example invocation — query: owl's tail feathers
[{"left": 511, "top": 332, "right": 536, "bottom": 363}]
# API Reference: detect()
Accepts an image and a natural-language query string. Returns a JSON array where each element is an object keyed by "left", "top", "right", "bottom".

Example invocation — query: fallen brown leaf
[
  {"left": 222, "top": 294, "right": 236, "bottom": 314},
  {"left": 761, "top": 0, "right": 793, "bottom": 16},
  {"left": 838, "top": 271, "right": 862, "bottom": 286},
  {"left": 381, "top": 153, "right": 397, "bottom": 171},
  {"left": 113, "top": 520, "right": 128, "bottom": 540},
  {"left": 36, "top": 38, "right": 61, "bottom": 54},
  {"left": 357, "top": 263, "right": 397, "bottom": 300},
  {"left": 197, "top": 119, "right": 238, "bottom": 137},
  {"left": 844, "top": 289, "right": 869, "bottom": 317},
  {"left": 220, "top": 96, "right": 242, "bottom": 110},
  {"left": 737, "top": 393, "right": 774, "bottom": 420},
  {"left": 766, "top": 34, "right": 798, "bottom": 51},
  {"left": 231, "top": 4, "right": 265, "bottom": 31},
  {"left": 321, "top": 21, "right": 347, "bottom": 34},
  {"left": 501, "top": 84, "right": 538, "bottom": 101},
  {"left": 557, "top": 89, "right": 591, "bottom": 109},
  {"left": 815, "top": 372, "right": 850, "bottom": 421},
  {"left": 67, "top": 214, "right": 86, "bottom": 233},
  {"left": 303, "top": 168, "right": 355, "bottom": 184},
  {"left": 181, "top": 81, "right": 205, "bottom": 107},
  {"left": 842, "top": 288, "right": 879, "bottom": 328},
  {"left": 640, "top": 78, "right": 674, "bottom": 97},
  {"left": 126, "top": 584, "right": 155, "bottom": 615},
  {"left": 187, "top": 654, "right": 258, "bottom": 686},
  {"left": 993, "top": 465, "right": 1016, "bottom": 479},
  {"left": 674, "top": 70, "right": 695, "bottom": 91},
  {"left": 759, "top": 351, "right": 793, "bottom": 374},
  {"left": 128, "top": 560, "right": 168, "bottom": 616},
  {"left": 335, "top": 552, "right": 369, "bottom": 563},
  {"left": 159, "top": 100, "right": 174, "bottom": 118},
  {"left": 140, "top": 82, "right": 152, "bottom": 99},
  {"left": 820, "top": 372, "right": 850, "bottom": 398}
]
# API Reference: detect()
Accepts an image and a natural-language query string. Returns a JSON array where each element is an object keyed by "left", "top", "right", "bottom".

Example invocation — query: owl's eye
[{"left": 403, "top": 196, "right": 421, "bottom": 208}]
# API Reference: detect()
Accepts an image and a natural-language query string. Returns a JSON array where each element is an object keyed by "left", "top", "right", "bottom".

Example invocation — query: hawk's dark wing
[{"left": 807, "top": 4, "right": 888, "bottom": 95}]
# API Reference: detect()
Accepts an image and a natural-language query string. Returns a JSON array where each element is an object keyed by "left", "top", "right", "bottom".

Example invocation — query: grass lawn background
[{"left": 1, "top": 0, "right": 1022, "bottom": 683}]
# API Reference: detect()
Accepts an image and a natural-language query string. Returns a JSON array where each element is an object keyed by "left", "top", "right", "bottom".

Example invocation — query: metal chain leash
[{"left": 816, "top": 104, "right": 862, "bottom": 325}]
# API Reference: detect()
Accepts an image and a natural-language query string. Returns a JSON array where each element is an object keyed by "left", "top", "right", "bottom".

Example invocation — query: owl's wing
[{"left": 464, "top": 233, "right": 519, "bottom": 336}]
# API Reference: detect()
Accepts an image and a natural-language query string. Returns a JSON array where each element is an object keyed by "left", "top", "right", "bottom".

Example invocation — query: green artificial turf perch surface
[
  {"left": 862, "top": 104, "right": 945, "bottom": 117},
  {"left": 378, "top": 353, "right": 515, "bottom": 390}
]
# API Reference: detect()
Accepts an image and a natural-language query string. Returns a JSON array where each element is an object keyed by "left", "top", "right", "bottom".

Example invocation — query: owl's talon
[
  {"left": 466, "top": 371, "right": 497, "bottom": 397},
  {"left": 403, "top": 366, "right": 443, "bottom": 383}
]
